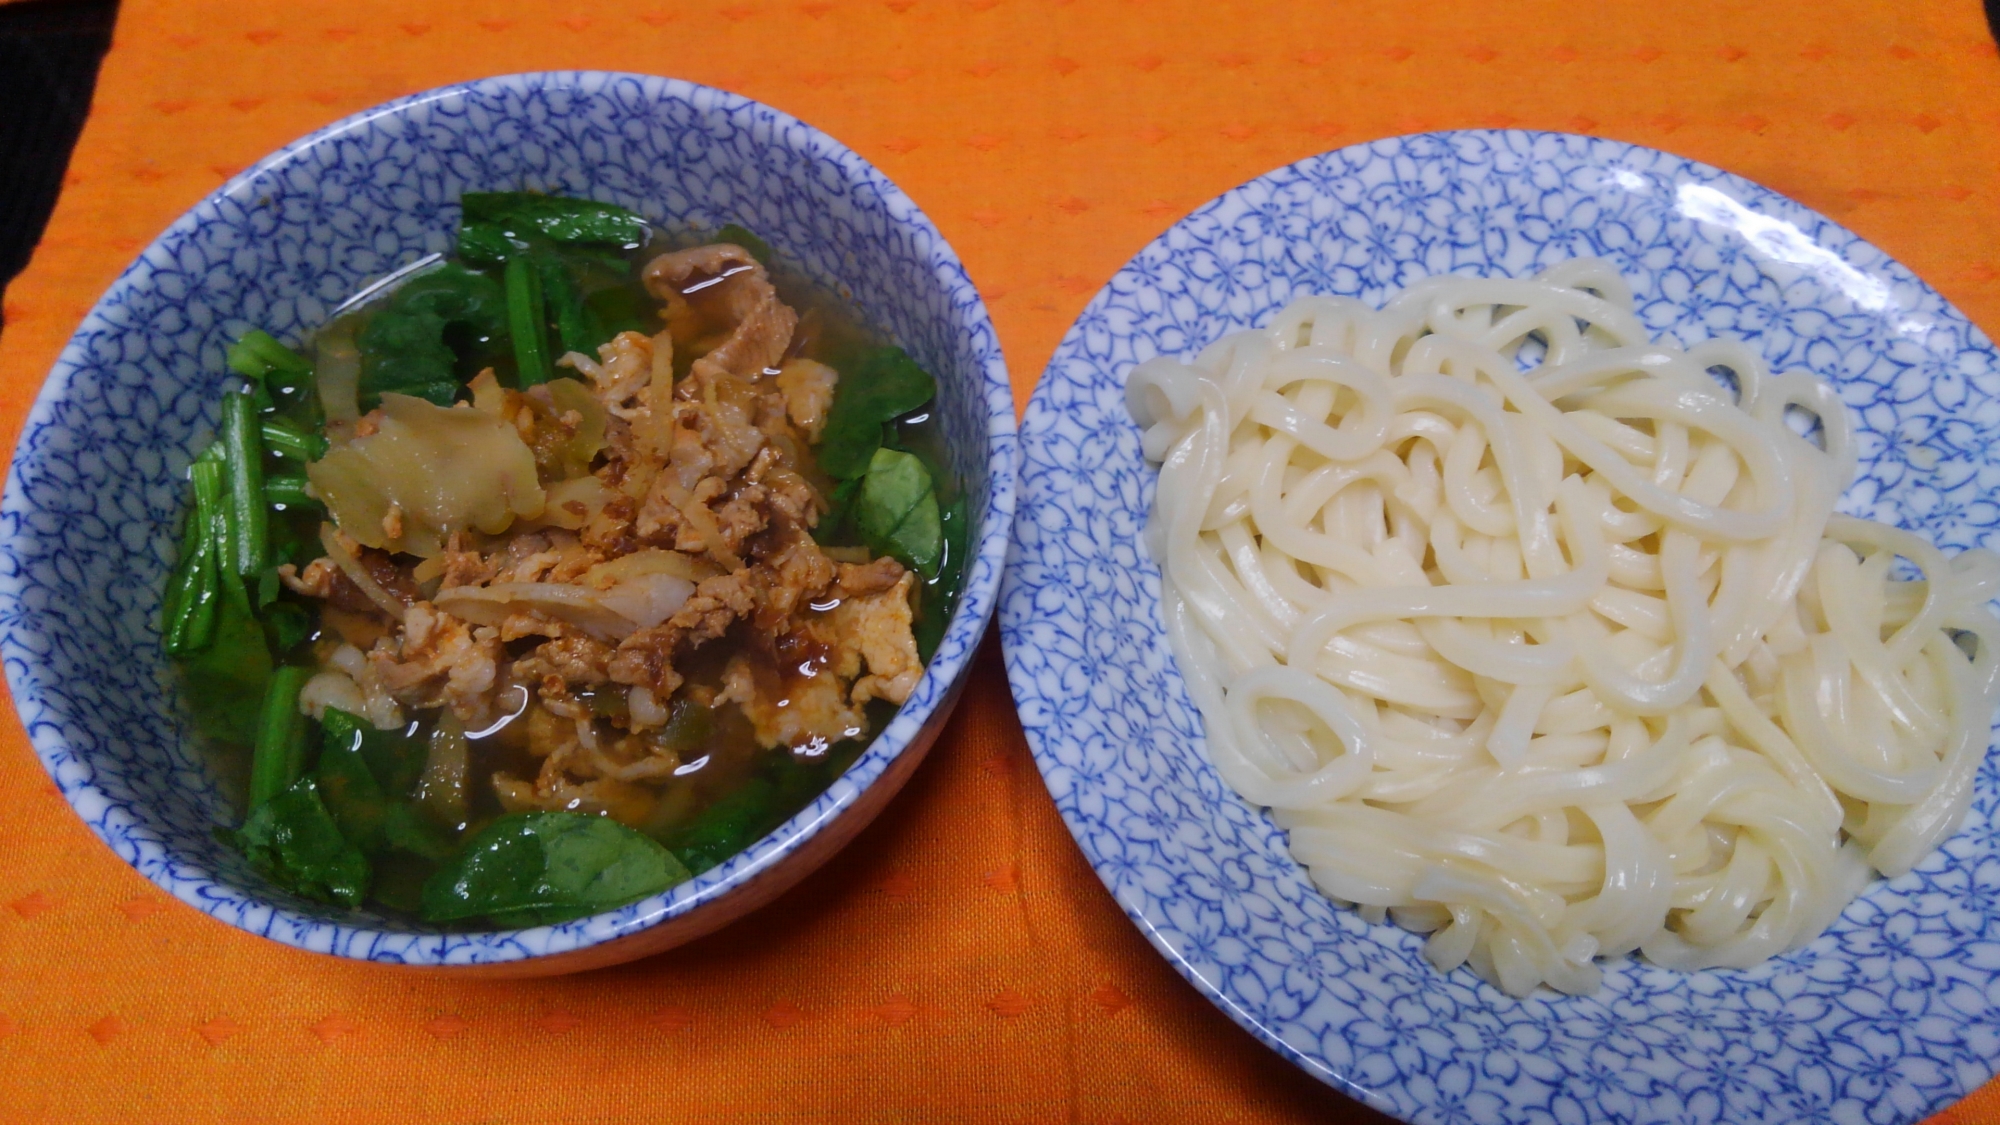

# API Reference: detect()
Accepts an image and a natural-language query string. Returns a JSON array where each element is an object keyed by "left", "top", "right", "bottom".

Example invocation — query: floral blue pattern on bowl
[
  {"left": 1000, "top": 130, "right": 2000, "bottom": 1125},
  {"left": 0, "top": 71, "right": 1016, "bottom": 966}
]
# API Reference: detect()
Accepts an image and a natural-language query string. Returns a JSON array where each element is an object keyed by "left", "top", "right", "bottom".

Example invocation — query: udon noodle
[{"left": 1126, "top": 259, "right": 2000, "bottom": 996}]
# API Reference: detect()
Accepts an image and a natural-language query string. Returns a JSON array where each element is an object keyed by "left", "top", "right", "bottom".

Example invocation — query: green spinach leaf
[
  {"left": 813, "top": 477, "right": 862, "bottom": 546},
  {"left": 316, "top": 710, "right": 454, "bottom": 860},
  {"left": 715, "top": 223, "right": 772, "bottom": 264},
  {"left": 667, "top": 777, "right": 778, "bottom": 876},
  {"left": 420, "top": 812, "right": 690, "bottom": 926},
  {"left": 914, "top": 494, "right": 970, "bottom": 662},
  {"left": 655, "top": 697, "right": 714, "bottom": 756},
  {"left": 261, "top": 601, "right": 315, "bottom": 656},
  {"left": 583, "top": 284, "right": 653, "bottom": 341},
  {"left": 816, "top": 347, "right": 937, "bottom": 479},
  {"left": 456, "top": 193, "right": 649, "bottom": 266},
  {"left": 177, "top": 588, "right": 272, "bottom": 747},
  {"left": 356, "top": 263, "right": 507, "bottom": 408},
  {"left": 321, "top": 708, "right": 430, "bottom": 798},
  {"left": 222, "top": 776, "right": 371, "bottom": 908},
  {"left": 854, "top": 448, "right": 944, "bottom": 576},
  {"left": 669, "top": 742, "right": 866, "bottom": 875}
]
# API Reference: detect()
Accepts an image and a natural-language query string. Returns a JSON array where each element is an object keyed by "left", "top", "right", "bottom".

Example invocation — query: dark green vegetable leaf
[
  {"left": 317, "top": 709, "right": 455, "bottom": 860},
  {"left": 455, "top": 223, "right": 516, "bottom": 268},
  {"left": 227, "top": 330, "right": 312, "bottom": 383},
  {"left": 326, "top": 709, "right": 430, "bottom": 799},
  {"left": 178, "top": 584, "right": 272, "bottom": 747},
  {"left": 853, "top": 447, "right": 928, "bottom": 541},
  {"left": 222, "top": 776, "right": 371, "bottom": 909},
  {"left": 884, "top": 496, "right": 942, "bottom": 578},
  {"left": 668, "top": 777, "right": 778, "bottom": 876},
  {"left": 254, "top": 566, "right": 281, "bottom": 609},
  {"left": 421, "top": 811, "right": 690, "bottom": 926},
  {"left": 655, "top": 697, "right": 714, "bottom": 756},
  {"left": 266, "top": 514, "right": 321, "bottom": 571},
  {"left": 914, "top": 494, "right": 970, "bottom": 662},
  {"left": 356, "top": 263, "right": 507, "bottom": 409},
  {"left": 368, "top": 854, "right": 439, "bottom": 914},
  {"left": 816, "top": 347, "right": 937, "bottom": 479},
  {"left": 669, "top": 742, "right": 867, "bottom": 875},
  {"left": 855, "top": 448, "right": 943, "bottom": 576},
  {"left": 813, "top": 477, "right": 862, "bottom": 546},
  {"left": 456, "top": 193, "right": 649, "bottom": 266},
  {"left": 315, "top": 710, "right": 385, "bottom": 848},
  {"left": 262, "top": 600, "right": 314, "bottom": 655},
  {"left": 767, "top": 741, "right": 861, "bottom": 814},
  {"left": 583, "top": 284, "right": 653, "bottom": 341},
  {"left": 715, "top": 223, "right": 771, "bottom": 264}
]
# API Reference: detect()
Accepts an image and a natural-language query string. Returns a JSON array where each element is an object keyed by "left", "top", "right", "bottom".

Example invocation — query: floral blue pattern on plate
[
  {"left": 1000, "top": 130, "right": 2000, "bottom": 1125},
  {"left": 0, "top": 71, "right": 1016, "bottom": 966}
]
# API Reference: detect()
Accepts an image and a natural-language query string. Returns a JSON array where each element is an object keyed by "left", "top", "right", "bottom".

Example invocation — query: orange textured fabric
[{"left": 2, "top": 1, "right": 2000, "bottom": 1122}]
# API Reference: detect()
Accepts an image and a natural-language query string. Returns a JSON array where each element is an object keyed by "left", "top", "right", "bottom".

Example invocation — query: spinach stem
[
  {"left": 264, "top": 476, "right": 318, "bottom": 509},
  {"left": 505, "top": 254, "right": 551, "bottom": 386},
  {"left": 188, "top": 459, "right": 241, "bottom": 613},
  {"left": 161, "top": 506, "right": 216, "bottom": 655},
  {"left": 260, "top": 417, "right": 327, "bottom": 462},
  {"left": 248, "top": 665, "right": 314, "bottom": 810},
  {"left": 221, "top": 392, "right": 268, "bottom": 578},
  {"left": 227, "top": 329, "right": 311, "bottom": 383}
]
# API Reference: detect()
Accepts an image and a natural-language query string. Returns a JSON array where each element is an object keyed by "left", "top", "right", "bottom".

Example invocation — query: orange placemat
[{"left": 4, "top": 2, "right": 2000, "bottom": 1122}]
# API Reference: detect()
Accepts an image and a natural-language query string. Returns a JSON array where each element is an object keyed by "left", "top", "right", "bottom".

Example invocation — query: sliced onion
[
  {"left": 522, "top": 475, "right": 612, "bottom": 532},
  {"left": 583, "top": 548, "right": 718, "bottom": 586},
  {"left": 594, "top": 572, "right": 695, "bottom": 630},
  {"left": 419, "top": 712, "right": 469, "bottom": 827},
  {"left": 435, "top": 581, "right": 639, "bottom": 640}
]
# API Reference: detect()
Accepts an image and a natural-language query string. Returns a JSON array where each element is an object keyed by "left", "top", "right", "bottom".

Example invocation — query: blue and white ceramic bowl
[
  {"left": 1001, "top": 131, "right": 2000, "bottom": 1125},
  {"left": 0, "top": 72, "right": 1015, "bottom": 972}
]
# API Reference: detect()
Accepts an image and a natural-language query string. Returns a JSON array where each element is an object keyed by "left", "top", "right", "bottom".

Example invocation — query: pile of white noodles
[{"left": 1126, "top": 259, "right": 2000, "bottom": 996}]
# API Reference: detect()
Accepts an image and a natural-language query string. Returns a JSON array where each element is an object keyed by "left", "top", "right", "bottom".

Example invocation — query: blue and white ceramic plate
[
  {"left": 0, "top": 72, "right": 1016, "bottom": 967},
  {"left": 1000, "top": 131, "right": 2000, "bottom": 1125}
]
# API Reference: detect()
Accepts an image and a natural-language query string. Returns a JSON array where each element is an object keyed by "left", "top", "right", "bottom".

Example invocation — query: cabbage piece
[
  {"left": 582, "top": 548, "right": 719, "bottom": 587},
  {"left": 523, "top": 475, "right": 613, "bottom": 531},
  {"left": 307, "top": 393, "right": 545, "bottom": 557},
  {"left": 315, "top": 318, "right": 363, "bottom": 438},
  {"left": 541, "top": 377, "right": 607, "bottom": 479}
]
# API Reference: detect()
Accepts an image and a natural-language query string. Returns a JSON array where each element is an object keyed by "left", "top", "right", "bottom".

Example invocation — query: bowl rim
[{"left": 0, "top": 70, "right": 1018, "bottom": 966}]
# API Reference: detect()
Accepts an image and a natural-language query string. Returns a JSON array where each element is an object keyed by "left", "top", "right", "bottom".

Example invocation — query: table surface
[{"left": 3, "top": 1, "right": 2000, "bottom": 1122}]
